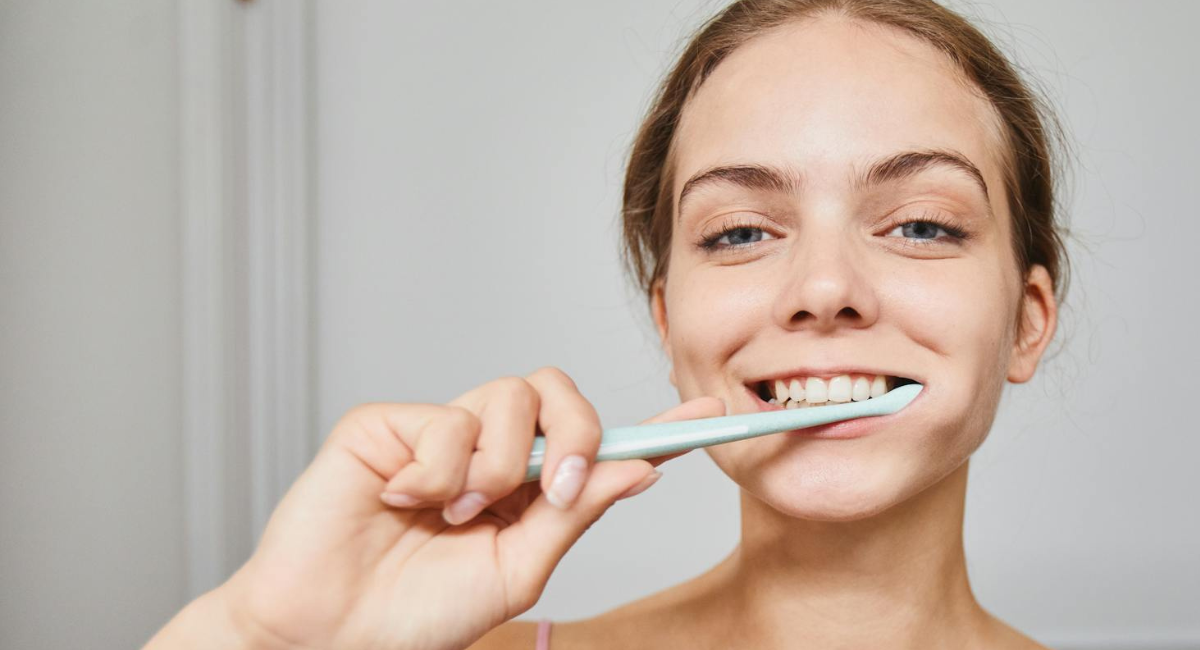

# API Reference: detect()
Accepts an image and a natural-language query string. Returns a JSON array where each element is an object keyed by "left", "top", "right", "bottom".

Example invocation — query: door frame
[{"left": 178, "top": 0, "right": 316, "bottom": 599}]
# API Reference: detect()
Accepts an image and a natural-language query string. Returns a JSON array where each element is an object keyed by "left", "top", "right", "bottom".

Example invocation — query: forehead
[{"left": 672, "top": 16, "right": 1007, "bottom": 209}]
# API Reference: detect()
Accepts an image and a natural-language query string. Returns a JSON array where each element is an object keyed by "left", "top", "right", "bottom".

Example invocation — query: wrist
[
  {"left": 211, "top": 569, "right": 300, "bottom": 650},
  {"left": 144, "top": 575, "right": 292, "bottom": 650}
]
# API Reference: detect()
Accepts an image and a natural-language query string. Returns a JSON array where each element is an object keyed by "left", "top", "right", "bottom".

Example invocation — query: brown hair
[{"left": 619, "top": 0, "right": 1072, "bottom": 322}]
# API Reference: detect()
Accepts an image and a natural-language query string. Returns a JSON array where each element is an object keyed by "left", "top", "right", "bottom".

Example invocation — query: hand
[{"left": 195, "top": 367, "right": 724, "bottom": 650}]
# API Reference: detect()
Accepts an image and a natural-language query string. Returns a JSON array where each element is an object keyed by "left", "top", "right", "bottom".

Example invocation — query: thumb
[
  {"left": 494, "top": 459, "right": 655, "bottom": 612},
  {"left": 493, "top": 396, "right": 726, "bottom": 611}
]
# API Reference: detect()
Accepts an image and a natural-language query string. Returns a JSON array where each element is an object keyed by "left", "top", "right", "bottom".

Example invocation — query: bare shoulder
[{"left": 466, "top": 620, "right": 539, "bottom": 650}]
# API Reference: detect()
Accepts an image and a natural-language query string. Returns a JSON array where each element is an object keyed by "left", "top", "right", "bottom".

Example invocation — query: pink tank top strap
[{"left": 535, "top": 619, "right": 552, "bottom": 650}]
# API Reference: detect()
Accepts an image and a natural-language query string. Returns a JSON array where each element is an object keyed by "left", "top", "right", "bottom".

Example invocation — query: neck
[{"left": 704, "top": 461, "right": 987, "bottom": 649}]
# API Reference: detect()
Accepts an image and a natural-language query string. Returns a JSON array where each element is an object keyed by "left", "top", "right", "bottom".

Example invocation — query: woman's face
[{"left": 652, "top": 17, "right": 1055, "bottom": 520}]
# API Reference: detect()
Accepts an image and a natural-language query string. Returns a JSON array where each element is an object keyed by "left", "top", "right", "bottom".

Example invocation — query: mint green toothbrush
[{"left": 522, "top": 383, "right": 923, "bottom": 482}]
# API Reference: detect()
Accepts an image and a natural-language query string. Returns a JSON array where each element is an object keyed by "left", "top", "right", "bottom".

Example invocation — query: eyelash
[
  {"left": 696, "top": 214, "right": 776, "bottom": 252},
  {"left": 695, "top": 210, "right": 971, "bottom": 253}
]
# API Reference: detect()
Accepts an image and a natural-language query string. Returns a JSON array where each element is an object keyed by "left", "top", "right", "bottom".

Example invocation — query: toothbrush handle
[{"left": 522, "top": 384, "right": 922, "bottom": 482}]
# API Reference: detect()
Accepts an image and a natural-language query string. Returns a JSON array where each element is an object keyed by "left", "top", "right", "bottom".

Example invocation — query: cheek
[
  {"left": 886, "top": 258, "right": 1013, "bottom": 372},
  {"left": 666, "top": 267, "right": 774, "bottom": 387},
  {"left": 883, "top": 256, "right": 1016, "bottom": 448}
]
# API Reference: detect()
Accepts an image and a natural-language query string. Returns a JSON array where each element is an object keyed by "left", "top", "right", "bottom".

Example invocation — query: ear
[
  {"left": 1007, "top": 264, "right": 1058, "bottom": 384},
  {"left": 650, "top": 278, "right": 677, "bottom": 387}
]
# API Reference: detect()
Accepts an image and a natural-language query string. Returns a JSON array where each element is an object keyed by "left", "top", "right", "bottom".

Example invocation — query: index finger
[
  {"left": 524, "top": 367, "right": 603, "bottom": 508},
  {"left": 638, "top": 396, "right": 728, "bottom": 468}
]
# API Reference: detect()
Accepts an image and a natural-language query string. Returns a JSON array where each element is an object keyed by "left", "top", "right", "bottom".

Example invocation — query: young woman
[{"left": 147, "top": 0, "right": 1069, "bottom": 648}]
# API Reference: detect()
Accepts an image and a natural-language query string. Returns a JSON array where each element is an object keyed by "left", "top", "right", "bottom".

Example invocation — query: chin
[
  {"left": 770, "top": 494, "right": 902, "bottom": 522},
  {"left": 737, "top": 452, "right": 921, "bottom": 522},
  {"left": 775, "top": 480, "right": 903, "bottom": 522}
]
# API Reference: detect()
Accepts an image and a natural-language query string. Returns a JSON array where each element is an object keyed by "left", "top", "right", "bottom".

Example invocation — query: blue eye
[
  {"left": 697, "top": 216, "right": 777, "bottom": 252},
  {"left": 890, "top": 221, "right": 945, "bottom": 239},
  {"left": 706, "top": 226, "right": 773, "bottom": 248},
  {"left": 885, "top": 217, "right": 968, "bottom": 243},
  {"left": 696, "top": 212, "right": 969, "bottom": 253}
]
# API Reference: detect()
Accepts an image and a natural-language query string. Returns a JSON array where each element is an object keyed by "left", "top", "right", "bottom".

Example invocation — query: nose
[{"left": 772, "top": 227, "right": 880, "bottom": 334}]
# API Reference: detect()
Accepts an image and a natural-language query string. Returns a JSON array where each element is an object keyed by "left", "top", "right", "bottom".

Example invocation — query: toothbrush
[{"left": 523, "top": 383, "right": 923, "bottom": 482}]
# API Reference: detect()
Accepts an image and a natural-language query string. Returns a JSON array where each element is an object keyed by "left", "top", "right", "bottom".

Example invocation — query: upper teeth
[{"left": 767, "top": 374, "right": 891, "bottom": 408}]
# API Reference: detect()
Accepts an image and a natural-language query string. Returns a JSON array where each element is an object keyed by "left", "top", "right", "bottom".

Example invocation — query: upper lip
[{"left": 743, "top": 367, "right": 921, "bottom": 388}]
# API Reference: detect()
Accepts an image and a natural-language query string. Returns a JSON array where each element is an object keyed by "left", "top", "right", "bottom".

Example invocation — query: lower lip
[{"left": 743, "top": 384, "right": 925, "bottom": 440}]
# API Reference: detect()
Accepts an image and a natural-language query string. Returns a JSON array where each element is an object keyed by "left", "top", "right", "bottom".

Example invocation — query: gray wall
[
  {"left": 0, "top": 1, "right": 185, "bottom": 648},
  {"left": 314, "top": 1, "right": 1199, "bottom": 647},
  {"left": 2, "top": 1, "right": 1197, "bottom": 648}
]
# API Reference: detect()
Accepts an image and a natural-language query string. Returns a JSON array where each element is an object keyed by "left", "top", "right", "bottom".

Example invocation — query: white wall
[
  {"left": 0, "top": 1, "right": 185, "bottom": 647},
  {"left": 314, "top": 1, "right": 1200, "bottom": 647}
]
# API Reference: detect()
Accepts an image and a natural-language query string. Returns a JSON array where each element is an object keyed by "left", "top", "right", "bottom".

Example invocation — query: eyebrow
[{"left": 676, "top": 149, "right": 991, "bottom": 221}]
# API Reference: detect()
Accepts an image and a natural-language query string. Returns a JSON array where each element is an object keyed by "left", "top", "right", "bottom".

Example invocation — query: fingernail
[
  {"left": 617, "top": 471, "right": 662, "bottom": 500},
  {"left": 546, "top": 454, "right": 588, "bottom": 510},
  {"left": 443, "top": 491, "right": 489, "bottom": 525},
  {"left": 380, "top": 492, "right": 421, "bottom": 508}
]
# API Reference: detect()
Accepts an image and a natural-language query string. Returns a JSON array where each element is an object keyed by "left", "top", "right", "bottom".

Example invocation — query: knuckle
[
  {"left": 328, "top": 402, "right": 384, "bottom": 444},
  {"left": 341, "top": 401, "right": 381, "bottom": 423},
  {"left": 492, "top": 376, "right": 540, "bottom": 410},
  {"left": 531, "top": 365, "right": 574, "bottom": 387},
  {"left": 565, "top": 402, "right": 602, "bottom": 441},
  {"left": 579, "top": 417, "right": 603, "bottom": 446},
  {"left": 441, "top": 405, "right": 481, "bottom": 434}
]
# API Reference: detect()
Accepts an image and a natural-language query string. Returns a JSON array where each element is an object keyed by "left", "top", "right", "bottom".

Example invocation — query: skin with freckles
[{"left": 479, "top": 14, "right": 1059, "bottom": 650}]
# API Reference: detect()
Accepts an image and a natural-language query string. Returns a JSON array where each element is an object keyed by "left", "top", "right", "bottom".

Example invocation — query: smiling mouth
[{"left": 748, "top": 374, "right": 919, "bottom": 409}]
